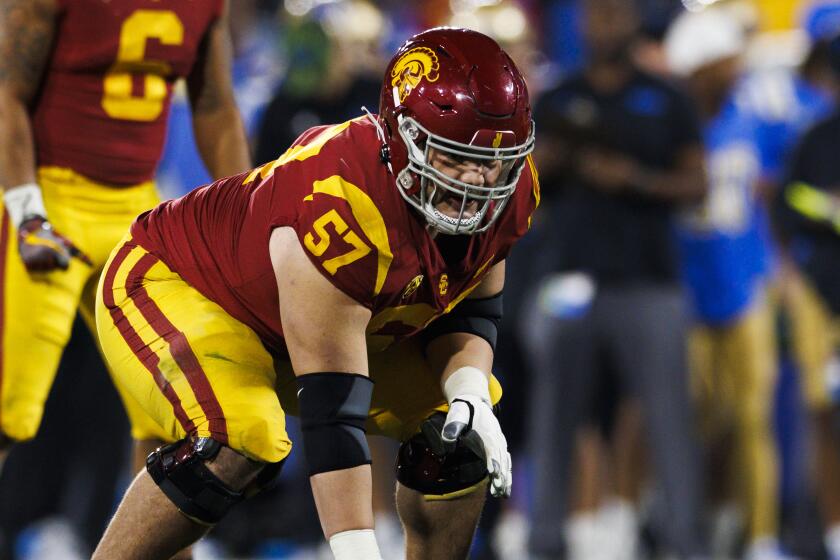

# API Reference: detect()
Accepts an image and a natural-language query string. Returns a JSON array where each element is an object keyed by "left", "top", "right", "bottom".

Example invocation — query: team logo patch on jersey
[
  {"left": 439, "top": 274, "right": 449, "bottom": 296},
  {"left": 391, "top": 47, "right": 440, "bottom": 103},
  {"left": 402, "top": 275, "right": 424, "bottom": 300}
]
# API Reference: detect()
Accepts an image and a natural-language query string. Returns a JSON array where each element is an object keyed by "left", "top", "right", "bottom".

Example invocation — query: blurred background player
[
  {"left": 156, "top": 0, "right": 284, "bottom": 199},
  {"left": 665, "top": 8, "right": 784, "bottom": 559},
  {"left": 0, "top": 0, "right": 250, "bottom": 554},
  {"left": 521, "top": 0, "right": 707, "bottom": 557},
  {"left": 736, "top": 1, "right": 839, "bottom": 186},
  {"left": 255, "top": 15, "right": 382, "bottom": 168},
  {"left": 775, "top": 30, "right": 840, "bottom": 558},
  {"left": 764, "top": 6, "right": 840, "bottom": 559},
  {"left": 736, "top": 2, "right": 840, "bottom": 557}
]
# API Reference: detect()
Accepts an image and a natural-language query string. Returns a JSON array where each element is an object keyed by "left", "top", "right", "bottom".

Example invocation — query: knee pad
[
  {"left": 396, "top": 412, "right": 488, "bottom": 500},
  {"left": 146, "top": 437, "right": 245, "bottom": 525}
]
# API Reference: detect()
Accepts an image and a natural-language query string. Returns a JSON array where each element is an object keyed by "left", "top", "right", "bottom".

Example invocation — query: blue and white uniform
[{"left": 677, "top": 97, "right": 768, "bottom": 324}]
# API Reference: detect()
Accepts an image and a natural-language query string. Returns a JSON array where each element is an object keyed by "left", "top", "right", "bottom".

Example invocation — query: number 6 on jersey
[{"left": 102, "top": 10, "right": 184, "bottom": 121}]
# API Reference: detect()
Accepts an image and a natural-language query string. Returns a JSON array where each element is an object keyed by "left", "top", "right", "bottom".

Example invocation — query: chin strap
[{"left": 362, "top": 106, "right": 394, "bottom": 175}]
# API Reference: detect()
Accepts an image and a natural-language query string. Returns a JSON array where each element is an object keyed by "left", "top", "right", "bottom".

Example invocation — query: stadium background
[{"left": 1, "top": 0, "right": 838, "bottom": 558}]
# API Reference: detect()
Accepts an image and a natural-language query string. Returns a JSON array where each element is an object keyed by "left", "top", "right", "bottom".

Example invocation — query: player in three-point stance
[{"left": 93, "top": 28, "right": 539, "bottom": 560}]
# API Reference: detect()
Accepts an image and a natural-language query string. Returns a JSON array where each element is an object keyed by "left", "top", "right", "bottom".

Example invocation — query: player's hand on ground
[
  {"left": 17, "top": 217, "right": 91, "bottom": 272},
  {"left": 441, "top": 394, "right": 512, "bottom": 498}
]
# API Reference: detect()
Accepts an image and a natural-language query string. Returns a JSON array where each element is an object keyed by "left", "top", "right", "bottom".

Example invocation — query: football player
[
  {"left": 666, "top": 10, "right": 784, "bottom": 558},
  {"left": 774, "top": 28, "right": 840, "bottom": 557},
  {"left": 92, "top": 28, "right": 538, "bottom": 560},
  {"left": 0, "top": 0, "right": 250, "bottom": 472}
]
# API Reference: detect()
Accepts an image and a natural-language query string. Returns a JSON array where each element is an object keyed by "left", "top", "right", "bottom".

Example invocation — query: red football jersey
[
  {"left": 32, "top": 0, "right": 223, "bottom": 185},
  {"left": 130, "top": 116, "right": 540, "bottom": 355}
]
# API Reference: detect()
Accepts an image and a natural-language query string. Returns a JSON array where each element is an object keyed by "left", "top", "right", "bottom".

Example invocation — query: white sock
[
  {"left": 565, "top": 512, "right": 601, "bottom": 560},
  {"left": 492, "top": 509, "right": 529, "bottom": 560},
  {"left": 710, "top": 503, "right": 743, "bottom": 558},
  {"left": 745, "top": 536, "right": 781, "bottom": 559},
  {"left": 826, "top": 524, "right": 840, "bottom": 558},
  {"left": 374, "top": 513, "right": 404, "bottom": 560},
  {"left": 599, "top": 499, "right": 638, "bottom": 560}
]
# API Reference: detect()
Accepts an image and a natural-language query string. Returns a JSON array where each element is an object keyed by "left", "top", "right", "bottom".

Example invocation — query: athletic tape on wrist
[
  {"left": 3, "top": 183, "right": 45, "bottom": 228},
  {"left": 328, "top": 529, "right": 382, "bottom": 560},
  {"left": 443, "top": 366, "right": 491, "bottom": 404}
]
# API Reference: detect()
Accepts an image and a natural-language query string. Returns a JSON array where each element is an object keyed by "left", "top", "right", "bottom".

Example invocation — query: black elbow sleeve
[
  {"left": 422, "top": 291, "right": 503, "bottom": 351},
  {"left": 297, "top": 372, "right": 373, "bottom": 476}
]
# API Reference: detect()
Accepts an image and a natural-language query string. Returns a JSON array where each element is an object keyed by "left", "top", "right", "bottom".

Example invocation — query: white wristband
[
  {"left": 328, "top": 529, "right": 382, "bottom": 560},
  {"left": 3, "top": 183, "right": 46, "bottom": 228},
  {"left": 443, "top": 366, "right": 491, "bottom": 404}
]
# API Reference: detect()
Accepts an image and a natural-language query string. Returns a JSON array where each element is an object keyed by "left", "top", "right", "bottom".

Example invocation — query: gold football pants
[
  {"left": 785, "top": 271, "right": 840, "bottom": 411},
  {"left": 0, "top": 167, "right": 158, "bottom": 441},
  {"left": 96, "top": 237, "right": 503, "bottom": 462},
  {"left": 690, "top": 296, "right": 778, "bottom": 542}
]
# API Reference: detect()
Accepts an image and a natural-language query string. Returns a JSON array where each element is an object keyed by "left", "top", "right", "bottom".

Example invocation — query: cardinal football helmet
[{"left": 377, "top": 27, "right": 535, "bottom": 235}]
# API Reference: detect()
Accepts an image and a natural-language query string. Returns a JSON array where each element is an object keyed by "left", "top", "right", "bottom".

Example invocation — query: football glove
[
  {"left": 18, "top": 216, "right": 91, "bottom": 272},
  {"left": 442, "top": 367, "right": 512, "bottom": 498}
]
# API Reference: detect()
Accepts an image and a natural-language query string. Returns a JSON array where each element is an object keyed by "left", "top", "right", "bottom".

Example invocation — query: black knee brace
[
  {"left": 146, "top": 437, "right": 244, "bottom": 525},
  {"left": 396, "top": 412, "right": 488, "bottom": 500},
  {"left": 247, "top": 457, "right": 286, "bottom": 496}
]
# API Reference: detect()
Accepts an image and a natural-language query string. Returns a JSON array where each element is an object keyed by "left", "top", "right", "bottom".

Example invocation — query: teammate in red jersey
[
  {"left": 93, "top": 28, "right": 538, "bottom": 559},
  {"left": 0, "top": 0, "right": 249, "bottom": 470}
]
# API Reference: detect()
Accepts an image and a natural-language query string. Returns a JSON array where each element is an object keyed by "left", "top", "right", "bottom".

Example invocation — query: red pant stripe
[
  {"left": 103, "top": 243, "right": 195, "bottom": 434},
  {"left": 126, "top": 252, "right": 228, "bottom": 445}
]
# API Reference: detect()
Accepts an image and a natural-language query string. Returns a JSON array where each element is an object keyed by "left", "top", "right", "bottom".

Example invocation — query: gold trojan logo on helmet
[{"left": 391, "top": 47, "right": 440, "bottom": 103}]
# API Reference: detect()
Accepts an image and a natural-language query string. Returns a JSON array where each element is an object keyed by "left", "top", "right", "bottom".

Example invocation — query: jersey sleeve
[
  {"left": 513, "top": 155, "right": 541, "bottom": 237},
  {"left": 488, "top": 154, "right": 541, "bottom": 263},
  {"left": 293, "top": 178, "right": 391, "bottom": 309},
  {"left": 266, "top": 120, "right": 396, "bottom": 309}
]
